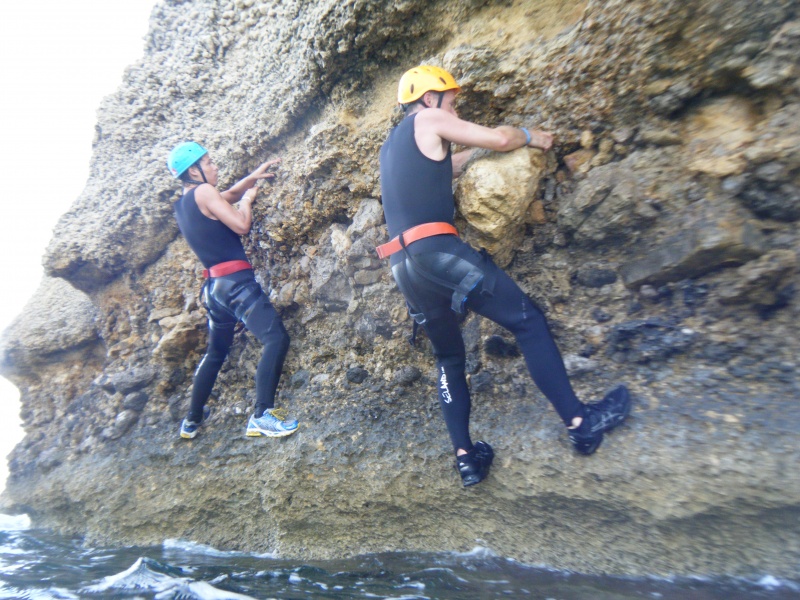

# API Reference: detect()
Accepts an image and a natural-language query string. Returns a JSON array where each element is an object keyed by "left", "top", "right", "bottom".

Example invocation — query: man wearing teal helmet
[
  {"left": 379, "top": 66, "right": 631, "bottom": 487},
  {"left": 168, "top": 142, "right": 299, "bottom": 440}
]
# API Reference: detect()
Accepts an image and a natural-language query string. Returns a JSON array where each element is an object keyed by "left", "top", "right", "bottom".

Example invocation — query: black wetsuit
[
  {"left": 174, "top": 187, "right": 289, "bottom": 422},
  {"left": 379, "top": 112, "right": 583, "bottom": 452}
]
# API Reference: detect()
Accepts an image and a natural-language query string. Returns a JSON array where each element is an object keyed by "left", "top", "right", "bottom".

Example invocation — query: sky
[{"left": 0, "top": 1, "right": 157, "bottom": 492}]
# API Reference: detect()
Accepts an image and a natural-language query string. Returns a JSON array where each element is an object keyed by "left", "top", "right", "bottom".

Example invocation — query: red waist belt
[
  {"left": 375, "top": 222, "right": 459, "bottom": 259},
  {"left": 202, "top": 260, "right": 252, "bottom": 278}
]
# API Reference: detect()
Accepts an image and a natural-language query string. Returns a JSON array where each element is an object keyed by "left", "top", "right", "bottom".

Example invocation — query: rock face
[{"left": 1, "top": 0, "right": 799, "bottom": 580}]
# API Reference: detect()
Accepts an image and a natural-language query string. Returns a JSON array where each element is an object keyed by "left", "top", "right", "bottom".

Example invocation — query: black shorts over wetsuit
[
  {"left": 174, "top": 187, "right": 289, "bottom": 422},
  {"left": 379, "top": 113, "right": 583, "bottom": 452}
]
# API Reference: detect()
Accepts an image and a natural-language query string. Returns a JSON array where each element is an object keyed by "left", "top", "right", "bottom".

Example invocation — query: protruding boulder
[
  {"left": 619, "top": 196, "right": 766, "bottom": 288},
  {"left": 0, "top": 278, "right": 98, "bottom": 374},
  {"left": 456, "top": 148, "right": 548, "bottom": 266}
]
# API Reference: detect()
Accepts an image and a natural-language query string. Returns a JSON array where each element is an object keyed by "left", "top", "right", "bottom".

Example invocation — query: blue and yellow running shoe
[
  {"left": 179, "top": 405, "right": 211, "bottom": 439},
  {"left": 245, "top": 408, "right": 299, "bottom": 438}
]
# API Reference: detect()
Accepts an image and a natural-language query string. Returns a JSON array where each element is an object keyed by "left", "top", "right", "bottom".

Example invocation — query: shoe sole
[
  {"left": 245, "top": 427, "right": 299, "bottom": 438},
  {"left": 180, "top": 431, "right": 198, "bottom": 439},
  {"left": 462, "top": 474, "right": 485, "bottom": 487}
]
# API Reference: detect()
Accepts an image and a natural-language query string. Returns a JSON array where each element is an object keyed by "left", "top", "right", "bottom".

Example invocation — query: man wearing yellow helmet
[
  {"left": 167, "top": 143, "right": 300, "bottom": 440},
  {"left": 378, "top": 66, "right": 630, "bottom": 487}
]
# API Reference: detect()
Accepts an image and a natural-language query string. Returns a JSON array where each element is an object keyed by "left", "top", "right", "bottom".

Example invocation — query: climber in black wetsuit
[
  {"left": 378, "top": 66, "right": 631, "bottom": 487},
  {"left": 167, "top": 142, "right": 299, "bottom": 440}
]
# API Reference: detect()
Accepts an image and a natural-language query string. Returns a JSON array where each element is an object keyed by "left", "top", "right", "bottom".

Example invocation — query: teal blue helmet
[{"left": 167, "top": 142, "right": 208, "bottom": 178}]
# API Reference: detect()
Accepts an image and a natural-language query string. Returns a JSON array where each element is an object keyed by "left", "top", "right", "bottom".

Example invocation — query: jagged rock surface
[{"left": 1, "top": 0, "right": 799, "bottom": 579}]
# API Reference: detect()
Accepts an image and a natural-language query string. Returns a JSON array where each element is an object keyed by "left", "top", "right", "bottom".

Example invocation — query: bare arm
[
  {"left": 195, "top": 184, "right": 257, "bottom": 235},
  {"left": 415, "top": 108, "right": 552, "bottom": 161},
  {"left": 220, "top": 158, "right": 281, "bottom": 204}
]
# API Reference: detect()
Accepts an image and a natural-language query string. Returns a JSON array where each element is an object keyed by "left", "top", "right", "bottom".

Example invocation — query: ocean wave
[
  {"left": 163, "top": 538, "right": 277, "bottom": 560},
  {"left": 755, "top": 575, "right": 800, "bottom": 591},
  {"left": 82, "top": 556, "right": 257, "bottom": 599}
]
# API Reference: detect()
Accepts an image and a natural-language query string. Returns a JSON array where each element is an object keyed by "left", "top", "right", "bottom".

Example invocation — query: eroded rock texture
[{"left": 1, "top": 0, "right": 799, "bottom": 578}]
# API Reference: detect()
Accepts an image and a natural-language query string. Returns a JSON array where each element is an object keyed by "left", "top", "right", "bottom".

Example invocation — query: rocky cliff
[{"left": 1, "top": 0, "right": 799, "bottom": 579}]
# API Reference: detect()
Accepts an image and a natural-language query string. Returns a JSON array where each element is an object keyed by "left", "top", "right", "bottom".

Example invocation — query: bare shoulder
[
  {"left": 191, "top": 184, "right": 226, "bottom": 220},
  {"left": 414, "top": 107, "right": 459, "bottom": 127},
  {"left": 193, "top": 183, "right": 223, "bottom": 205}
]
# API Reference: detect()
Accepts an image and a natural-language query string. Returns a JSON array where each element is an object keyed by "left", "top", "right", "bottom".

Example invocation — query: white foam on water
[
  {"left": 397, "top": 580, "right": 425, "bottom": 590},
  {"left": 83, "top": 557, "right": 178, "bottom": 592},
  {"left": 163, "top": 538, "right": 277, "bottom": 559},
  {"left": 25, "top": 587, "right": 79, "bottom": 600},
  {"left": 454, "top": 545, "right": 499, "bottom": 559},
  {"left": 288, "top": 572, "right": 303, "bottom": 584},
  {"left": 155, "top": 580, "right": 257, "bottom": 600},
  {"left": 84, "top": 556, "right": 257, "bottom": 600},
  {"left": 759, "top": 575, "right": 783, "bottom": 589},
  {"left": 0, "top": 543, "right": 31, "bottom": 556},
  {"left": 0, "top": 513, "right": 30, "bottom": 531},
  {"left": 755, "top": 575, "right": 800, "bottom": 591}
]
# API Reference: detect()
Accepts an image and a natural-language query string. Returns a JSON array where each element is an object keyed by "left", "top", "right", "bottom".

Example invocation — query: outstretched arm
[
  {"left": 416, "top": 108, "right": 552, "bottom": 161},
  {"left": 220, "top": 158, "right": 281, "bottom": 204}
]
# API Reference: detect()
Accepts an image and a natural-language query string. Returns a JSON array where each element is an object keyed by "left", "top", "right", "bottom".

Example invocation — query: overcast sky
[{"left": 0, "top": 0, "right": 157, "bottom": 491}]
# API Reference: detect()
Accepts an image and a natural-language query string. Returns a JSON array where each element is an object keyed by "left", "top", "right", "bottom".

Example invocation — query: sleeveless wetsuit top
[
  {"left": 174, "top": 186, "right": 248, "bottom": 268},
  {"left": 379, "top": 112, "right": 454, "bottom": 240}
]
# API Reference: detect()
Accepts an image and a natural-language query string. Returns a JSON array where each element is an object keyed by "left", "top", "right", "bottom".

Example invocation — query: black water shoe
[
  {"left": 456, "top": 441, "right": 494, "bottom": 487},
  {"left": 568, "top": 385, "right": 631, "bottom": 455}
]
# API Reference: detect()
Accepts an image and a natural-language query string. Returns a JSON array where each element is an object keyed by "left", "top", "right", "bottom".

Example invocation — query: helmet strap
[
  {"left": 436, "top": 92, "right": 444, "bottom": 108},
  {"left": 184, "top": 162, "right": 209, "bottom": 186},
  {"left": 182, "top": 161, "right": 209, "bottom": 187}
]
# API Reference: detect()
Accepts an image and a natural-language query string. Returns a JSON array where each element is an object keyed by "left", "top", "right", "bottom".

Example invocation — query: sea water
[{"left": 0, "top": 513, "right": 797, "bottom": 600}]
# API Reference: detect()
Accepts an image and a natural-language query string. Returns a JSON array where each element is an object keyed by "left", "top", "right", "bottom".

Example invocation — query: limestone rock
[
  {"left": 153, "top": 311, "right": 206, "bottom": 362},
  {"left": 102, "top": 409, "right": 140, "bottom": 440},
  {"left": 557, "top": 161, "right": 659, "bottom": 246},
  {"left": 110, "top": 366, "right": 157, "bottom": 395},
  {"left": 563, "top": 354, "right": 598, "bottom": 377},
  {"left": 619, "top": 196, "right": 766, "bottom": 288},
  {"left": 346, "top": 199, "right": 384, "bottom": 239},
  {"left": 563, "top": 148, "right": 596, "bottom": 175},
  {"left": 122, "top": 391, "right": 150, "bottom": 412},
  {"left": 685, "top": 96, "right": 758, "bottom": 177},
  {"left": 0, "top": 278, "right": 98, "bottom": 371},
  {"left": 309, "top": 226, "right": 354, "bottom": 311},
  {"left": 716, "top": 249, "right": 797, "bottom": 307},
  {"left": 2, "top": 0, "right": 800, "bottom": 582},
  {"left": 736, "top": 103, "right": 800, "bottom": 221},
  {"left": 455, "top": 148, "right": 547, "bottom": 266}
]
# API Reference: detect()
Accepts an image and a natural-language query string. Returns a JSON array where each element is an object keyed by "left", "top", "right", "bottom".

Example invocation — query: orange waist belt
[
  {"left": 202, "top": 260, "right": 252, "bottom": 278},
  {"left": 375, "top": 222, "right": 459, "bottom": 259}
]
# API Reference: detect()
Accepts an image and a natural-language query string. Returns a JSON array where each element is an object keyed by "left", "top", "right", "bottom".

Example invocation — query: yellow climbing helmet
[{"left": 397, "top": 65, "right": 461, "bottom": 104}]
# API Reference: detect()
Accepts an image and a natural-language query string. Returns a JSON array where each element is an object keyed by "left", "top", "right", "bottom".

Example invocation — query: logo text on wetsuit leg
[{"left": 439, "top": 367, "right": 452, "bottom": 404}]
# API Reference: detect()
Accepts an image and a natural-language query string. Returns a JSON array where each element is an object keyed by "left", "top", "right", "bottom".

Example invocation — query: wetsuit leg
[
  {"left": 423, "top": 310, "right": 473, "bottom": 453},
  {"left": 188, "top": 319, "right": 236, "bottom": 423},
  {"left": 240, "top": 294, "right": 290, "bottom": 418},
  {"left": 467, "top": 267, "right": 583, "bottom": 425}
]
